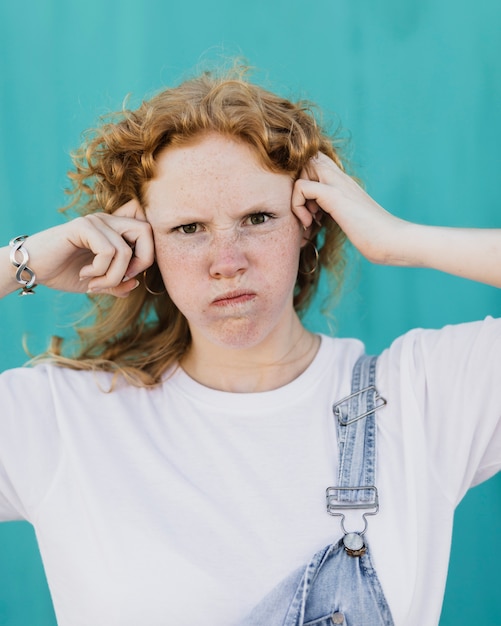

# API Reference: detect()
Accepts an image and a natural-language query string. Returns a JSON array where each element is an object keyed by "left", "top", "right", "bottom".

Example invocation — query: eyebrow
[{"left": 148, "top": 200, "right": 287, "bottom": 226}]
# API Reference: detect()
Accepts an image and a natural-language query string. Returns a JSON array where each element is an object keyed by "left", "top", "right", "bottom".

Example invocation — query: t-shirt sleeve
[
  {"left": 0, "top": 365, "right": 61, "bottom": 522},
  {"left": 379, "top": 316, "right": 501, "bottom": 506}
]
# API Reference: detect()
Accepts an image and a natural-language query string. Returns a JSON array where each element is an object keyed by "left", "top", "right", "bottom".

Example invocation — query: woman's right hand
[{"left": 1, "top": 199, "right": 155, "bottom": 298}]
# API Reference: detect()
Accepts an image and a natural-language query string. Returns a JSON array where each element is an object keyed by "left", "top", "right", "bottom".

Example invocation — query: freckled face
[{"left": 144, "top": 133, "right": 304, "bottom": 350}]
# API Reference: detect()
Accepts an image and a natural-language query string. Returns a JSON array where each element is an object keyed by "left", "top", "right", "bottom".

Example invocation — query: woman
[{"left": 0, "top": 70, "right": 500, "bottom": 626}]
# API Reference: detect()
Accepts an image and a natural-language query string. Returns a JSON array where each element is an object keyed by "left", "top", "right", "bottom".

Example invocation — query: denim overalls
[{"left": 240, "top": 355, "right": 395, "bottom": 626}]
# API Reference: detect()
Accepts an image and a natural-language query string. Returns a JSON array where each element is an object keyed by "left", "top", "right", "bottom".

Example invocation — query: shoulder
[
  {"left": 378, "top": 316, "right": 501, "bottom": 382},
  {"left": 376, "top": 317, "right": 501, "bottom": 496},
  {"left": 0, "top": 363, "right": 118, "bottom": 404}
]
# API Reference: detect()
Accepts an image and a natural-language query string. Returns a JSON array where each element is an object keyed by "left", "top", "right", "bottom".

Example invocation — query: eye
[
  {"left": 247, "top": 212, "right": 274, "bottom": 226},
  {"left": 176, "top": 223, "right": 200, "bottom": 234}
]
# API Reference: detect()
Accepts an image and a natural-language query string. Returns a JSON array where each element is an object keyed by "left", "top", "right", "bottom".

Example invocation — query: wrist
[
  {"left": 361, "top": 215, "right": 416, "bottom": 266},
  {"left": 7, "top": 236, "right": 37, "bottom": 296}
]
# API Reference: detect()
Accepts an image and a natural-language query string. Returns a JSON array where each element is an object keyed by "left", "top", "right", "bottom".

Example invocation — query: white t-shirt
[{"left": 0, "top": 318, "right": 500, "bottom": 626}]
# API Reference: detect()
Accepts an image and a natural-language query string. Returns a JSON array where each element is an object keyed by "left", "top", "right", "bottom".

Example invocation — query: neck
[{"left": 180, "top": 319, "right": 320, "bottom": 393}]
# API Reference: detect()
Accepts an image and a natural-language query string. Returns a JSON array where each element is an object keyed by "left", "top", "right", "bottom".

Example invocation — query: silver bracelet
[{"left": 9, "top": 235, "right": 37, "bottom": 296}]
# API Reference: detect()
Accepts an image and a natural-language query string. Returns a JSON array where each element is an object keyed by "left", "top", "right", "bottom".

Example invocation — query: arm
[
  {"left": 0, "top": 200, "right": 154, "bottom": 299},
  {"left": 292, "top": 153, "right": 501, "bottom": 288}
]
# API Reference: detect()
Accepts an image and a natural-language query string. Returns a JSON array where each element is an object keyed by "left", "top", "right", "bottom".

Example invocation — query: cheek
[
  {"left": 153, "top": 238, "right": 206, "bottom": 300},
  {"left": 269, "top": 223, "right": 303, "bottom": 267},
  {"left": 255, "top": 229, "right": 303, "bottom": 296}
]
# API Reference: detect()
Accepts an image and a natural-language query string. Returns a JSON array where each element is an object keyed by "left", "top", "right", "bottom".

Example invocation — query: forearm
[
  {"left": 0, "top": 207, "right": 153, "bottom": 300},
  {"left": 381, "top": 221, "right": 501, "bottom": 288}
]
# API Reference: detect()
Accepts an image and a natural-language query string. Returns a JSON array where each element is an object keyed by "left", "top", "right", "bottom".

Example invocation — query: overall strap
[
  {"left": 240, "top": 354, "right": 396, "bottom": 626},
  {"left": 326, "top": 355, "right": 386, "bottom": 553}
]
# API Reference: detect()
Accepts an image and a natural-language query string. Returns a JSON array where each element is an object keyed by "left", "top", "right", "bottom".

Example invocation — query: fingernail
[
  {"left": 122, "top": 272, "right": 138, "bottom": 282},
  {"left": 87, "top": 285, "right": 104, "bottom": 294}
]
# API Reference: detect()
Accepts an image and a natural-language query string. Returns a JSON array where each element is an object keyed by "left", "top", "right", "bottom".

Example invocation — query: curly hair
[{"left": 45, "top": 67, "right": 348, "bottom": 387}]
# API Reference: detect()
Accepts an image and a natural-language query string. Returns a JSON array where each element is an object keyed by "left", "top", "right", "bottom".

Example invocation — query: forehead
[
  {"left": 145, "top": 133, "right": 292, "bottom": 210},
  {"left": 155, "top": 133, "right": 269, "bottom": 179}
]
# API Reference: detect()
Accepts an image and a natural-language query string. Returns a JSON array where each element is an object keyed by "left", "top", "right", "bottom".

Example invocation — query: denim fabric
[{"left": 240, "top": 356, "right": 394, "bottom": 626}]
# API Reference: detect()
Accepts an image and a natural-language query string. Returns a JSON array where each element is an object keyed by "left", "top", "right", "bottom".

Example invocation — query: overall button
[
  {"left": 331, "top": 612, "right": 344, "bottom": 624},
  {"left": 343, "top": 532, "right": 366, "bottom": 557}
]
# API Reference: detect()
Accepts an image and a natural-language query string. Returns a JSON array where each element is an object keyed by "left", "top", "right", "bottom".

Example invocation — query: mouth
[{"left": 211, "top": 290, "right": 257, "bottom": 307}]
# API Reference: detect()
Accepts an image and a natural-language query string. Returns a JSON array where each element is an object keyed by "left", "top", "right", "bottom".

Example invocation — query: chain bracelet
[{"left": 9, "top": 235, "right": 37, "bottom": 296}]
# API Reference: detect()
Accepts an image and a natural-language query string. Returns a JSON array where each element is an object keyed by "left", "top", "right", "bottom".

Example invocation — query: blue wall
[{"left": 1, "top": 1, "right": 500, "bottom": 623}]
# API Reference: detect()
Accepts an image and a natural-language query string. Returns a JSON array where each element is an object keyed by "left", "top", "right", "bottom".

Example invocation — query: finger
[
  {"left": 92, "top": 278, "right": 141, "bottom": 299},
  {"left": 112, "top": 198, "right": 147, "bottom": 222},
  {"left": 82, "top": 214, "right": 154, "bottom": 285},
  {"left": 69, "top": 219, "right": 124, "bottom": 281},
  {"left": 291, "top": 179, "right": 326, "bottom": 229},
  {"left": 298, "top": 167, "right": 311, "bottom": 182},
  {"left": 305, "top": 199, "right": 323, "bottom": 226},
  {"left": 309, "top": 152, "right": 345, "bottom": 186},
  {"left": 121, "top": 222, "right": 155, "bottom": 280},
  {"left": 316, "top": 151, "right": 344, "bottom": 170},
  {"left": 76, "top": 216, "right": 136, "bottom": 286},
  {"left": 294, "top": 170, "right": 317, "bottom": 226},
  {"left": 291, "top": 201, "right": 314, "bottom": 230},
  {"left": 303, "top": 160, "right": 320, "bottom": 183},
  {"left": 100, "top": 208, "right": 155, "bottom": 279}
]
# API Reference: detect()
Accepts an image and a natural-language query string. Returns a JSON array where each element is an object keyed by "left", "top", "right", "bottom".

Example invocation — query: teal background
[{"left": 0, "top": 0, "right": 500, "bottom": 623}]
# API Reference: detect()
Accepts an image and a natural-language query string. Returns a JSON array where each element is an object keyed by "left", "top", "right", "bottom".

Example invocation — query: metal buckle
[
  {"left": 333, "top": 385, "right": 386, "bottom": 426},
  {"left": 325, "top": 486, "right": 379, "bottom": 535}
]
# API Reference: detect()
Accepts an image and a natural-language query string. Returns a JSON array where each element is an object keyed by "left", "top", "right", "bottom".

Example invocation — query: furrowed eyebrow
[{"left": 146, "top": 198, "right": 289, "bottom": 229}]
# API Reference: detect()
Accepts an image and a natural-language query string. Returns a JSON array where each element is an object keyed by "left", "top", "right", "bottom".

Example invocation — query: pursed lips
[{"left": 211, "top": 290, "right": 257, "bottom": 306}]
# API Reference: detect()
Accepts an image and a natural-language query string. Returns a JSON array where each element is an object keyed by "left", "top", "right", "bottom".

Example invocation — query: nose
[{"left": 209, "top": 233, "right": 249, "bottom": 279}]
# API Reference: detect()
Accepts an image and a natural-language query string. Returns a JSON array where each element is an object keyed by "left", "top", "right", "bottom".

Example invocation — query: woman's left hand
[
  {"left": 292, "top": 152, "right": 501, "bottom": 288},
  {"left": 291, "top": 152, "right": 406, "bottom": 265}
]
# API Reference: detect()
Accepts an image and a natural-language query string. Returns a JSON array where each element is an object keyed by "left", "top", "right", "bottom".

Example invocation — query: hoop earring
[
  {"left": 143, "top": 268, "right": 166, "bottom": 296},
  {"left": 298, "top": 239, "right": 319, "bottom": 276}
]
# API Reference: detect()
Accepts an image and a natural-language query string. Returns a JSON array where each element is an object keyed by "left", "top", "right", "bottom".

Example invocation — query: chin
[{"left": 202, "top": 320, "right": 274, "bottom": 351}]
